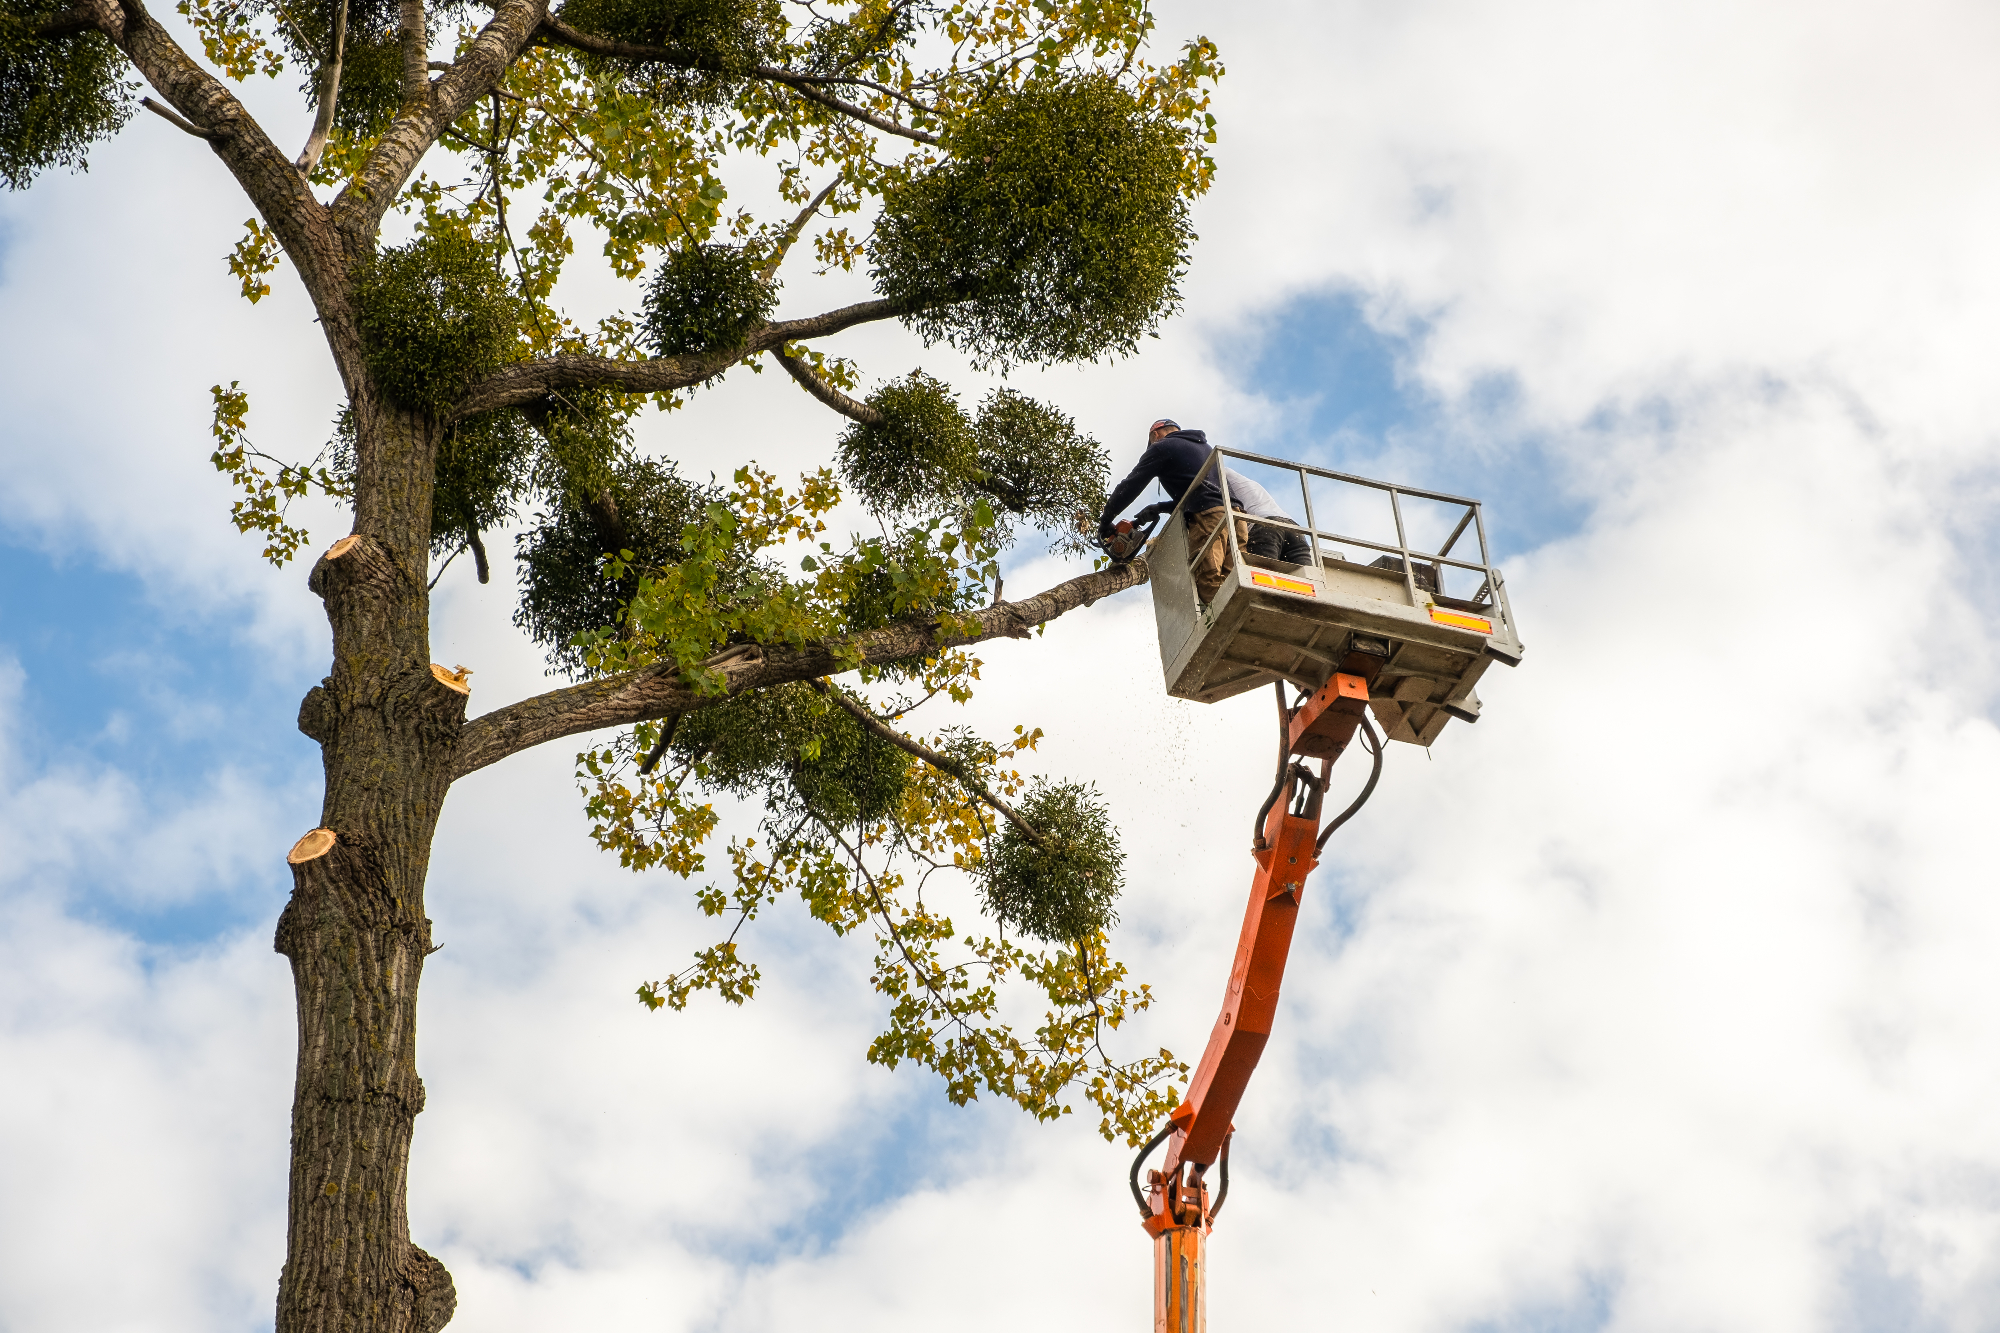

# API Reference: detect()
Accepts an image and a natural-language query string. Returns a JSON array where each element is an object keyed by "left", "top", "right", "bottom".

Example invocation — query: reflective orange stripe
[
  {"left": 1430, "top": 607, "right": 1493, "bottom": 633},
  {"left": 1249, "top": 570, "right": 1315, "bottom": 596}
]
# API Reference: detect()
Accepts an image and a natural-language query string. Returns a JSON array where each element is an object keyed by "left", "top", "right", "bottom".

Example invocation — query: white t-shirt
[{"left": 1224, "top": 469, "right": 1296, "bottom": 522}]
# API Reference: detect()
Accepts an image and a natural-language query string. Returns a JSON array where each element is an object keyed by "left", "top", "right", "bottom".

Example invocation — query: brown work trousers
[{"left": 1185, "top": 506, "right": 1250, "bottom": 603}]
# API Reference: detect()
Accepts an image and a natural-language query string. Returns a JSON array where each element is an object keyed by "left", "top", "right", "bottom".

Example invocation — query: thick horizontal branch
[
  {"left": 809, "top": 679, "right": 1046, "bottom": 847},
  {"left": 450, "top": 558, "right": 1151, "bottom": 780},
  {"left": 756, "top": 64, "right": 939, "bottom": 144},
  {"left": 29, "top": 7, "right": 93, "bottom": 36},
  {"left": 773, "top": 347, "right": 882, "bottom": 425},
  {"left": 453, "top": 297, "right": 905, "bottom": 418},
  {"left": 534, "top": 17, "right": 939, "bottom": 144}
]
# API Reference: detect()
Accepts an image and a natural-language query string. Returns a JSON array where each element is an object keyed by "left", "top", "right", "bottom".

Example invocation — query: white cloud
[{"left": 6, "top": 0, "right": 2000, "bottom": 1328}]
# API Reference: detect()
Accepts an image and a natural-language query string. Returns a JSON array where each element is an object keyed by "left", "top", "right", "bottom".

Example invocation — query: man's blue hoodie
[{"left": 1096, "top": 429, "right": 1223, "bottom": 535}]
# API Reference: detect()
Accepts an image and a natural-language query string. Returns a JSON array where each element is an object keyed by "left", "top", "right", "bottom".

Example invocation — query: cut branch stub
[
  {"left": 298, "top": 683, "right": 335, "bottom": 743},
  {"left": 287, "top": 827, "right": 338, "bottom": 863},
  {"left": 429, "top": 664, "right": 473, "bottom": 694},
  {"left": 309, "top": 532, "right": 403, "bottom": 600},
  {"left": 272, "top": 824, "right": 444, "bottom": 1331}
]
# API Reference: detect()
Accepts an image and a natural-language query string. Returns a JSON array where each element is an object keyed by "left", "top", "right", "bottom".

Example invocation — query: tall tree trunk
[{"left": 278, "top": 402, "right": 460, "bottom": 1333}]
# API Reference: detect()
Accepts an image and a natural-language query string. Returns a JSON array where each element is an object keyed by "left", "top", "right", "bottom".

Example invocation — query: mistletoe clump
[
  {"left": 837, "top": 376, "right": 1107, "bottom": 553},
  {"left": 0, "top": 0, "right": 134, "bottom": 190},
  {"left": 675, "top": 680, "right": 913, "bottom": 829},
  {"left": 557, "top": 0, "right": 780, "bottom": 104},
  {"left": 288, "top": 0, "right": 468, "bottom": 140},
  {"left": 978, "top": 779, "right": 1124, "bottom": 943},
  {"left": 316, "top": 32, "right": 404, "bottom": 140},
  {"left": 836, "top": 371, "right": 978, "bottom": 517},
  {"left": 330, "top": 402, "right": 537, "bottom": 552},
  {"left": 872, "top": 70, "right": 1194, "bottom": 369},
  {"left": 353, "top": 227, "right": 520, "bottom": 416},
  {"left": 431, "top": 412, "right": 537, "bottom": 551},
  {"left": 967, "top": 389, "right": 1108, "bottom": 554},
  {"left": 515, "top": 456, "right": 728, "bottom": 676},
  {"left": 642, "top": 243, "right": 775, "bottom": 357}
]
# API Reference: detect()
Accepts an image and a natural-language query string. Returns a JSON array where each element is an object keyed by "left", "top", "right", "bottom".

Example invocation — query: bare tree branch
[
  {"left": 759, "top": 174, "right": 840, "bottom": 282},
  {"left": 452, "top": 297, "right": 906, "bottom": 418},
  {"left": 765, "top": 69, "right": 933, "bottom": 117},
  {"left": 449, "top": 559, "right": 1151, "bottom": 780},
  {"left": 534, "top": 17, "right": 940, "bottom": 144},
  {"left": 808, "top": 679, "right": 1047, "bottom": 847},
  {"left": 330, "top": 0, "right": 549, "bottom": 240},
  {"left": 773, "top": 346, "right": 882, "bottom": 425},
  {"left": 398, "top": 0, "right": 427, "bottom": 98},
  {"left": 294, "top": 0, "right": 349, "bottom": 174},
  {"left": 756, "top": 64, "right": 938, "bottom": 144},
  {"left": 28, "top": 6, "right": 93, "bottom": 36},
  {"left": 141, "top": 95, "right": 212, "bottom": 138}
]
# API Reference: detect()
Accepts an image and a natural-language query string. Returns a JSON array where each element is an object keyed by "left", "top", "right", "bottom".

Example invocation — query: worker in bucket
[
  {"left": 1226, "top": 468, "right": 1315, "bottom": 566},
  {"left": 1097, "top": 418, "right": 1249, "bottom": 603}
]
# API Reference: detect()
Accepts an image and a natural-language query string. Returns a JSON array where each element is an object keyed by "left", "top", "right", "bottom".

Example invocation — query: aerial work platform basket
[{"left": 1146, "top": 448, "right": 1525, "bottom": 747}]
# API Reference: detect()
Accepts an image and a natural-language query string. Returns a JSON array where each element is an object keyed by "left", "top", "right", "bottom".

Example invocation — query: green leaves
[
  {"left": 226, "top": 217, "right": 284, "bottom": 304},
  {"left": 207, "top": 382, "right": 351, "bottom": 566},
  {"left": 515, "top": 454, "right": 724, "bottom": 677},
  {"left": 0, "top": 0, "right": 135, "bottom": 191},
  {"left": 871, "top": 71, "right": 1195, "bottom": 368},
  {"left": 352, "top": 225, "right": 521, "bottom": 417},
  {"left": 584, "top": 683, "right": 1182, "bottom": 1144},
  {"left": 177, "top": 0, "right": 283, "bottom": 82},
  {"left": 597, "top": 464, "right": 842, "bottom": 688},
  {"left": 640, "top": 242, "right": 775, "bottom": 357}
]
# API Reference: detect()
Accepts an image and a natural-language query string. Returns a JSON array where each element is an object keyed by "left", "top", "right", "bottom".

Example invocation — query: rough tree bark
[{"left": 277, "top": 403, "right": 465, "bottom": 1332}]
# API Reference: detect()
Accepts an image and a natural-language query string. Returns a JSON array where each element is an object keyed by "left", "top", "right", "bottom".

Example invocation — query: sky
[{"left": 4, "top": 1, "right": 2000, "bottom": 1330}]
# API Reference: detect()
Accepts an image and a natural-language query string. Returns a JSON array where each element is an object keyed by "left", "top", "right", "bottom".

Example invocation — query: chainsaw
[{"left": 1091, "top": 502, "right": 1172, "bottom": 564}]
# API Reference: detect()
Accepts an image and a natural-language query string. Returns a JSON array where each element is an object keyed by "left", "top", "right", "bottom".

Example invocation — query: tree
[{"left": 2, "top": 0, "right": 1220, "bottom": 1325}]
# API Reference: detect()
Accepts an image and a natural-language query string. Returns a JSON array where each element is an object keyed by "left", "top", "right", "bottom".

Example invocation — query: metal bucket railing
[{"left": 1169, "top": 446, "right": 1513, "bottom": 624}]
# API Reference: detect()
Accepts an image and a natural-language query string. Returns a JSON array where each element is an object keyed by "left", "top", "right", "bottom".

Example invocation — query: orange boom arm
[{"left": 1136, "top": 665, "right": 1382, "bottom": 1245}]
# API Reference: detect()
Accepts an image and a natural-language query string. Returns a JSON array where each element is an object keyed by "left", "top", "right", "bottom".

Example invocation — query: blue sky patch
[
  {"left": 0, "top": 541, "right": 318, "bottom": 945},
  {"left": 1224, "top": 291, "right": 1592, "bottom": 563}
]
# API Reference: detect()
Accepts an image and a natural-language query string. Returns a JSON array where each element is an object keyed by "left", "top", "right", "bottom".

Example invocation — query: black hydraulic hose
[
  {"left": 1316, "top": 717, "right": 1383, "bottom": 854},
  {"left": 1210, "top": 1132, "right": 1232, "bottom": 1221},
  {"left": 1129, "top": 1121, "right": 1176, "bottom": 1219},
  {"left": 1251, "top": 682, "right": 1292, "bottom": 847}
]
